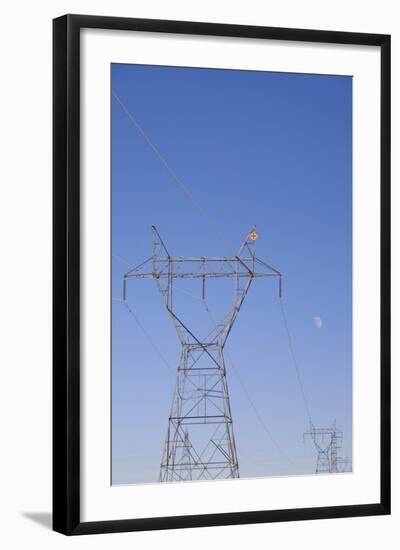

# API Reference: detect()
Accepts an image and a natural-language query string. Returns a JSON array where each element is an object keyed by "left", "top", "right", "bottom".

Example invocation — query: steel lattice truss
[
  {"left": 124, "top": 226, "right": 281, "bottom": 482},
  {"left": 304, "top": 423, "right": 344, "bottom": 474}
]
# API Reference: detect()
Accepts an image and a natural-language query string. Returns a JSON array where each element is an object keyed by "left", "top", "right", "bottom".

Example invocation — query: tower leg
[
  {"left": 316, "top": 450, "right": 331, "bottom": 473},
  {"left": 160, "top": 343, "right": 239, "bottom": 482}
]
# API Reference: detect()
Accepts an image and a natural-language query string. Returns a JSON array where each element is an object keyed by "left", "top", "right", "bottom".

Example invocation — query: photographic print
[
  {"left": 111, "top": 63, "right": 353, "bottom": 486},
  {"left": 53, "top": 15, "right": 390, "bottom": 534}
]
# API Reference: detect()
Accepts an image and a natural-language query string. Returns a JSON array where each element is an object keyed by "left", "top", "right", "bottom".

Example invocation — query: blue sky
[{"left": 111, "top": 64, "right": 352, "bottom": 485}]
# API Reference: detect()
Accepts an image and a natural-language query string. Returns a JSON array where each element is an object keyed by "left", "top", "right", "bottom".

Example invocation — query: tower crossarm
[
  {"left": 122, "top": 226, "right": 282, "bottom": 347},
  {"left": 304, "top": 423, "right": 344, "bottom": 474},
  {"left": 124, "top": 257, "right": 281, "bottom": 279}
]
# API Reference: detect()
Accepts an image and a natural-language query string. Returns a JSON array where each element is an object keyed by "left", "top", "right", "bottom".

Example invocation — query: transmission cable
[
  {"left": 279, "top": 299, "right": 314, "bottom": 426},
  {"left": 115, "top": 298, "right": 206, "bottom": 395},
  {"left": 112, "top": 90, "right": 233, "bottom": 252},
  {"left": 113, "top": 298, "right": 175, "bottom": 377},
  {"left": 202, "top": 298, "right": 294, "bottom": 466},
  {"left": 225, "top": 349, "right": 295, "bottom": 467},
  {"left": 113, "top": 254, "right": 134, "bottom": 268}
]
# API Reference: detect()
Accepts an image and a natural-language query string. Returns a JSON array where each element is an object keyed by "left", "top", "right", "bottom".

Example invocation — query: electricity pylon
[
  {"left": 304, "top": 422, "right": 343, "bottom": 473},
  {"left": 337, "top": 457, "right": 352, "bottom": 473},
  {"left": 124, "top": 226, "right": 281, "bottom": 482}
]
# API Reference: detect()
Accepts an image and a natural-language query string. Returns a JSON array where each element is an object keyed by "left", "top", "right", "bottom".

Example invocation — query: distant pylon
[
  {"left": 304, "top": 422, "right": 343, "bottom": 474},
  {"left": 337, "top": 456, "right": 352, "bottom": 473},
  {"left": 124, "top": 226, "right": 281, "bottom": 482}
]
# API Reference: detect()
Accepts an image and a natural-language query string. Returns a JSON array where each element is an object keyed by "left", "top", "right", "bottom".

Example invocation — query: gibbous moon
[{"left": 313, "top": 316, "right": 322, "bottom": 329}]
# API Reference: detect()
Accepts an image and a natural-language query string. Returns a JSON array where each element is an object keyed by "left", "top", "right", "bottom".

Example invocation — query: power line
[
  {"left": 203, "top": 298, "right": 294, "bottom": 466},
  {"left": 112, "top": 89, "right": 232, "bottom": 251},
  {"left": 279, "top": 299, "right": 313, "bottom": 425},
  {"left": 113, "top": 254, "right": 134, "bottom": 268},
  {"left": 113, "top": 298, "right": 175, "bottom": 377},
  {"left": 225, "top": 349, "right": 295, "bottom": 467}
]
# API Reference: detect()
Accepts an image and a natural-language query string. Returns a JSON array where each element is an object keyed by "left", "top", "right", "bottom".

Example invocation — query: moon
[{"left": 313, "top": 316, "right": 322, "bottom": 329}]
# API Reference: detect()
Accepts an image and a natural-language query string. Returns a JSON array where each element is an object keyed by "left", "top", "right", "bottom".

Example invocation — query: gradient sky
[{"left": 111, "top": 63, "right": 352, "bottom": 485}]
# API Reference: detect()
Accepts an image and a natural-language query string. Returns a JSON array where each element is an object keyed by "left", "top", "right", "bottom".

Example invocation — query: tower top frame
[{"left": 123, "top": 226, "right": 282, "bottom": 347}]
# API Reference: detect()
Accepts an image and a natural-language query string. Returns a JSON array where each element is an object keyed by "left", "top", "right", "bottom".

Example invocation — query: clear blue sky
[{"left": 111, "top": 63, "right": 352, "bottom": 485}]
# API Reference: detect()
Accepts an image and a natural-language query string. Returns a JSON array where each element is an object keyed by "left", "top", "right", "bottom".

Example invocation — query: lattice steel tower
[
  {"left": 124, "top": 226, "right": 281, "bottom": 482},
  {"left": 304, "top": 422, "right": 343, "bottom": 473}
]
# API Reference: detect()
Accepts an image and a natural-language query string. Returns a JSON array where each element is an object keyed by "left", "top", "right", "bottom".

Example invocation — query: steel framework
[
  {"left": 304, "top": 422, "right": 344, "bottom": 473},
  {"left": 124, "top": 226, "right": 281, "bottom": 482}
]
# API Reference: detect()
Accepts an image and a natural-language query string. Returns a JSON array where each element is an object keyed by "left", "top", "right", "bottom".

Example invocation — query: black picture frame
[{"left": 53, "top": 14, "right": 391, "bottom": 535}]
